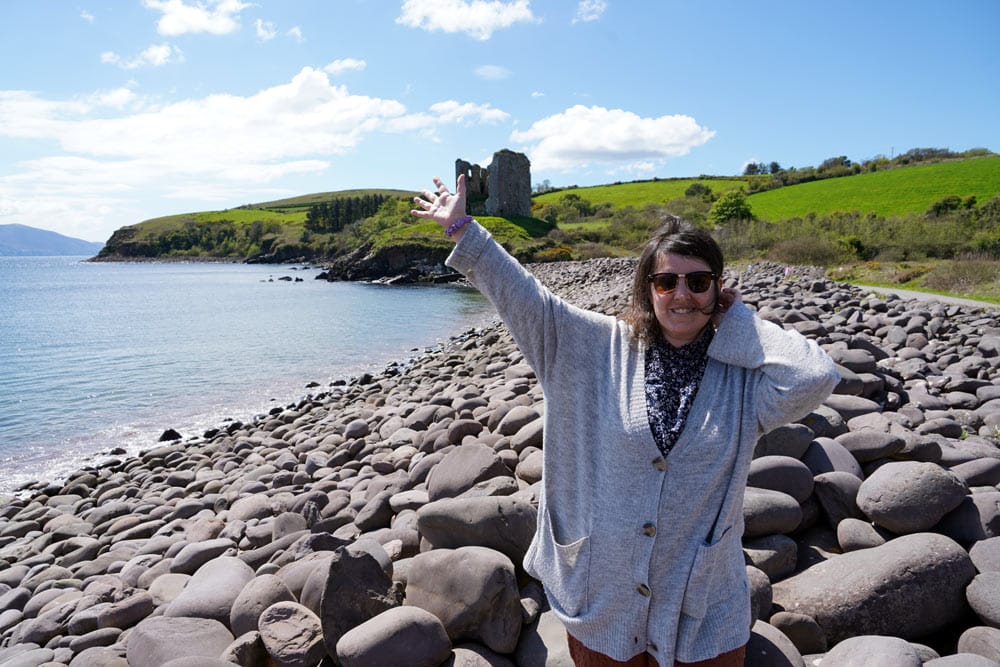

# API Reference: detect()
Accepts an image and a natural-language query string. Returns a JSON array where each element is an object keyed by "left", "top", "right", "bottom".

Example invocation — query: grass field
[
  {"left": 748, "top": 156, "right": 1000, "bottom": 220},
  {"left": 532, "top": 177, "right": 749, "bottom": 208}
]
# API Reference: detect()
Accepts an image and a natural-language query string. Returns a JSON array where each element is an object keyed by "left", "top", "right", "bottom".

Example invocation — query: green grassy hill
[
  {"left": 532, "top": 177, "right": 749, "bottom": 208},
  {"left": 748, "top": 156, "right": 1000, "bottom": 220}
]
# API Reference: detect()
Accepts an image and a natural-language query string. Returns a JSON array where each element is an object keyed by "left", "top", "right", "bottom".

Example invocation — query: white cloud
[
  {"left": 531, "top": 91, "right": 544, "bottom": 98},
  {"left": 287, "top": 26, "right": 304, "bottom": 42},
  {"left": 143, "top": 0, "right": 250, "bottom": 36},
  {"left": 396, "top": 0, "right": 537, "bottom": 40},
  {"left": 0, "top": 69, "right": 511, "bottom": 239},
  {"left": 255, "top": 19, "right": 277, "bottom": 41},
  {"left": 573, "top": 0, "right": 607, "bottom": 23},
  {"left": 385, "top": 99, "right": 509, "bottom": 133},
  {"left": 101, "top": 43, "right": 184, "bottom": 69},
  {"left": 80, "top": 10, "right": 95, "bottom": 23},
  {"left": 510, "top": 104, "right": 715, "bottom": 171},
  {"left": 324, "top": 58, "right": 367, "bottom": 76},
  {"left": 474, "top": 65, "right": 510, "bottom": 80}
]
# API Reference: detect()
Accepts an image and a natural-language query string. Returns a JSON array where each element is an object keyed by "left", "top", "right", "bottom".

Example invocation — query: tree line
[{"left": 304, "top": 194, "right": 394, "bottom": 233}]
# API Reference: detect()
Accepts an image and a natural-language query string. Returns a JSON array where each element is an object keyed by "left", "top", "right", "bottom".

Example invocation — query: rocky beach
[{"left": 2, "top": 257, "right": 1000, "bottom": 667}]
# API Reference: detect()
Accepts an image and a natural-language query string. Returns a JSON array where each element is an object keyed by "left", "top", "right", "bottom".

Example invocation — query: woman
[{"left": 412, "top": 175, "right": 838, "bottom": 666}]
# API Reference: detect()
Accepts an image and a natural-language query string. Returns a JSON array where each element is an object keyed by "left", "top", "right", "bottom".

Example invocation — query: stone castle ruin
[{"left": 455, "top": 149, "right": 531, "bottom": 218}]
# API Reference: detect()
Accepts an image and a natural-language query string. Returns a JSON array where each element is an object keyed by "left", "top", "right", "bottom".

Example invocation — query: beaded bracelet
[{"left": 445, "top": 215, "right": 473, "bottom": 237}]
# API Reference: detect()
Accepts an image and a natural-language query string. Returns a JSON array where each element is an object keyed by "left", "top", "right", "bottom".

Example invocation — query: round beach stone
[
  {"left": 126, "top": 616, "right": 234, "bottom": 667},
  {"left": 971, "top": 537, "right": 1000, "bottom": 573},
  {"left": 743, "top": 487, "right": 802, "bottom": 538},
  {"left": 230, "top": 574, "right": 295, "bottom": 637},
  {"left": 416, "top": 495, "right": 537, "bottom": 564},
  {"left": 164, "top": 556, "right": 255, "bottom": 626},
  {"left": 404, "top": 546, "right": 521, "bottom": 654},
  {"left": 754, "top": 423, "right": 816, "bottom": 459},
  {"left": 836, "top": 518, "right": 893, "bottom": 552},
  {"left": 951, "top": 458, "right": 1000, "bottom": 487},
  {"left": 801, "top": 437, "right": 863, "bottom": 478},
  {"left": 747, "top": 456, "right": 814, "bottom": 504},
  {"left": 746, "top": 566, "right": 772, "bottom": 627},
  {"left": 425, "top": 443, "right": 511, "bottom": 501},
  {"left": 968, "top": 572, "right": 1000, "bottom": 628},
  {"left": 924, "top": 654, "right": 1000, "bottom": 666},
  {"left": 336, "top": 606, "right": 451, "bottom": 667},
  {"left": 744, "top": 619, "right": 804, "bottom": 667},
  {"left": 958, "top": 626, "right": 1000, "bottom": 663},
  {"left": 769, "top": 611, "right": 827, "bottom": 655},
  {"left": 743, "top": 534, "right": 797, "bottom": 582},
  {"left": 771, "top": 532, "right": 976, "bottom": 644},
  {"left": 823, "top": 394, "right": 882, "bottom": 421},
  {"left": 834, "top": 430, "right": 905, "bottom": 463},
  {"left": 937, "top": 492, "right": 1000, "bottom": 544},
  {"left": 812, "top": 471, "right": 864, "bottom": 528},
  {"left": 856, "top": 461, "right": 968, "bottom": 533},
  {"left": 821, "top": 635, "right": 922, "bottom": 666},
  {"left": 257, "top": 601, "right": 326, "bottom": 667}
]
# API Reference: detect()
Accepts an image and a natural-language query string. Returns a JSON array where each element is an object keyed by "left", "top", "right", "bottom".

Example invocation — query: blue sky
[{"left": 1, "top": 1, "right": 997, "bottom": 242}]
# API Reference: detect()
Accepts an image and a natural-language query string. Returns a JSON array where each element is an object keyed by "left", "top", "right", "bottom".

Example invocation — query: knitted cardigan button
[
  {"left": 642, "top": 523, "right": 657, "bottom": 537},
  {"left": 652, "top": 457, "right": 668, "bottom": 471},
  {"left": 636, "top": 583, "right": 651, "bottom": 597}
]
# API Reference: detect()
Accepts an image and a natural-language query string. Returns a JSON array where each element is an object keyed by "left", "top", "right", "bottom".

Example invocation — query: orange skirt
[{"left": 566, "top": 632, "right": 746, "bottom": 667}]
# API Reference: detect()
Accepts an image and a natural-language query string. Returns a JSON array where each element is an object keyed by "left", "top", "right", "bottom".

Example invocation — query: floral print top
[{"left": 644, "top": 328, "right": 714, "bottom": 457}]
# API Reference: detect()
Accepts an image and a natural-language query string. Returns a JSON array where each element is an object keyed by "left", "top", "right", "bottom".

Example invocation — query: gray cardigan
[{"left": 447, "top": 222, "right": 839, "bottom": 664}]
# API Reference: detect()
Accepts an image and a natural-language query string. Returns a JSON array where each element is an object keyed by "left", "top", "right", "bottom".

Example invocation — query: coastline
[{"left": 2, "top": 257, "right": 1000, "bottom": 664}]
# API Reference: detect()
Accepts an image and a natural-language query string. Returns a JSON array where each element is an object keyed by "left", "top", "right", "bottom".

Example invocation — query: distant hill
[
  {"left": 748, "top": 155, "right": 1000, "bottom": 220},
  {"left": 0, "top": 224, "right": 104, "bottom": 257}
]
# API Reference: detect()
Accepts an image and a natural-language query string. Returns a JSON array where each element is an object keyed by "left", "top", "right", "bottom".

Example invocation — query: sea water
[{"left": 0, "top": 257, "right": 495, "bottom": 493}]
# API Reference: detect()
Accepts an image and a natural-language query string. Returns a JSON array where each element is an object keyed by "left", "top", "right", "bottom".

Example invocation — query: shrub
[
  {"left": 533, "top": 244, "right": 574, "bottom": 263},
  {"left": 767, "top": 236, "right": 849, "bottom": 266},
  {"left": 922, "top": 254, "right": 1000, "bottom": 294}
]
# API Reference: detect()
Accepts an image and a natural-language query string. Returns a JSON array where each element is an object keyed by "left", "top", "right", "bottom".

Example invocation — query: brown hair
[{"left": 623, "top": 216, "right": 724, "bottom": 344}]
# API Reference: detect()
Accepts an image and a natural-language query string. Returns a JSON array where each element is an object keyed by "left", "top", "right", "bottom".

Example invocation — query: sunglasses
[{"left": 648, "top": 271, "right": 717, "bottom": 295}]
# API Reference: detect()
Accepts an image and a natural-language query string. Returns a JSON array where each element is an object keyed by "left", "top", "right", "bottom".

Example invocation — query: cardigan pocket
[
  {"left": 679, "top": 524, "right": 742, "bottom": 620},
  {"left": 540, "top": 510, "right": 592, "bottom": 617}
]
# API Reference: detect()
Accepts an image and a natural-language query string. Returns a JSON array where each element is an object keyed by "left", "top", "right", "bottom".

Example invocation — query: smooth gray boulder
[
  {"left": 937, "top": 492, "right": 1000, "bottom": 544},
  {"left": 836, "top": 518, "right": 893, "bottom": 552},
  {"left": 743, "top": 534, "right": 797, "bottom": 582},
  {"left": 755, "top": 424, "right": 816, "bottom": 459},
  {"left": 405, "top": 546, "right": 522, "bottom": 654},
  {"left": 319, "top": 546, "right": 403, "bottom": 656},
  {"left": 126, "top": 616, "right": 234, "bottom": 667},
  {"left": 968, "top": 572, "right": 1000, "bottom": 628},
  {"left": 164, "top": 556, "right": 255, "bottom": 626},
  {"left": 747, "top": 456, "right": 814, "bottom": 503},
  {"left": 958, "top": 626, "right": 1000, "bottom": 663},
  {"left": 744, "top": 619, "right": 804, "bottom": 667},
  {"left": 416, "top": 495, "right": 537, "bottom": 564},
  {"left": 813, "top": 471, "right": 864, "bottom": 528},
  {"left": 257, "top": 601, "right": 326, "bottom": 667},
  {"left": 971, "top": 537, "right": 1000, "bottom": 573},
  {"left": 743, "top": 487, "right": 802, "bottom": 538},
  {"left": 821, "top": 635, "right": 922, "bottom": 666},
  {"left": 769, "top": 611, "right": 826, "bottom": 655},
  {"left": 426, "top": 443, "right": 511, "bottom": 501},
  {"left": 336, "top": 606, "right": 452, "bottom": 667},
  {"left": 801, "top": 437, "right": 863, "bottom": 478},
  {"left": 230, "top": 573, "right": 296, "bottom": 637},
  {"left": 834, "top": 430, "right": 905, "bottom": 463},
  {"left": 771, "top": 532, "right": 976, "bottom": 643},
  {"left": 856, "top": 461, "right": 968, "bottom": 533}
]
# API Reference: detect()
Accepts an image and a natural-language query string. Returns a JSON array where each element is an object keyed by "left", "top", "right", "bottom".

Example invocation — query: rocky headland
[{"left": 2, "top": 258, "right": 1000, "bottom": 667}]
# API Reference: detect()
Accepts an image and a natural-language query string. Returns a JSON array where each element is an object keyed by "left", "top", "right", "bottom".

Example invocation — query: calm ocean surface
[{"left": 0, "top": 257, "right": 495, "bottom": 494}]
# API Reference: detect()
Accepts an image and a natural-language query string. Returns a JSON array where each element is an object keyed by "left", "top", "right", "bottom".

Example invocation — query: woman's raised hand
[{"left": 411, "top": 174, "right": 468, "bottom": 235}]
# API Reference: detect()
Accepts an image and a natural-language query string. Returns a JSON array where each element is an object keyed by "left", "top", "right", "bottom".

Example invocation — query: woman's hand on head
[
  {"left": 411, "top": 174, "right": 469, "bottom": 240},
  {"left": 712, "top": 286, "right": 741, "bottom": 328}
]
